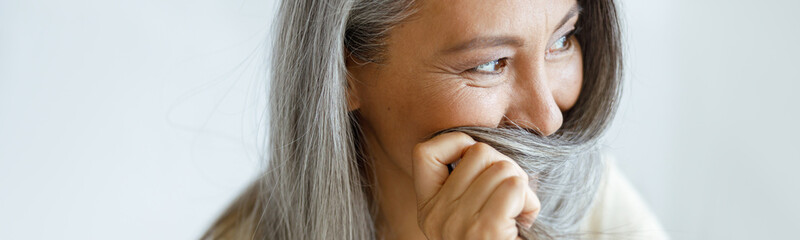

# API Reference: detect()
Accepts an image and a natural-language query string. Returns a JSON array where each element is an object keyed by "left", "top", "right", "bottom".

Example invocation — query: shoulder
[
  {"left": 578, "top": 152, "right": 670, "bottom": 239},
  {"left": 202, "top": 180, "right": 265, "bottom": 240}
]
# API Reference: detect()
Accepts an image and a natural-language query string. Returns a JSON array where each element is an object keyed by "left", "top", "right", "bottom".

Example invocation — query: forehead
[
  {"left": 384, "top": 0, "right": 579, "bottom": 59},
  {"left": 411, "top": 0, "right": 577, "bottom": 42}
]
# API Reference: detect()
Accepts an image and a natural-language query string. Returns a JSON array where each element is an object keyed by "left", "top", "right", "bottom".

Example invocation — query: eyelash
[
  {"left": 549, "top": 26, "right": 581, "bottom": 55},
  {"left": 467, "top": 26, "right": 581, "bottom": 75},
  {"left": 468, "top": 58, "right": 509, "bottom": 75}
]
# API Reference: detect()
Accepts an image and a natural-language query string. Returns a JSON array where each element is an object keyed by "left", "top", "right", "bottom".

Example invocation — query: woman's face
[{"left": 348, "top": 0, "right": 583, "bottom": 175}]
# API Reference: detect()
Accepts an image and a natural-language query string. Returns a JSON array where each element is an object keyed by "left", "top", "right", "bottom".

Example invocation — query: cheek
[
  {"left": 376, "top": 54, "right": 507, "bottom": 137},
  {"left": 550, "top": 43, "right": 583, "bottom": 111},
  {"left": 411, "top": 84, "right": 507, "bottom": 134},
  {"left": 361, "top": 69, "right": 507, "bottom": 174}
]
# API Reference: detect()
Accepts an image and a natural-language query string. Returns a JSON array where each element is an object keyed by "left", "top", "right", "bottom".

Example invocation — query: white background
[{"left": 1, "top": 0, "right": 798, "bottom": 239}]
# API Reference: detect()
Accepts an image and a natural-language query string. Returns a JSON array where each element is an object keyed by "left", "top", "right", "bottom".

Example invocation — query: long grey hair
[{"left": 202, "top": 0, "right": 622, "bottom": 239}]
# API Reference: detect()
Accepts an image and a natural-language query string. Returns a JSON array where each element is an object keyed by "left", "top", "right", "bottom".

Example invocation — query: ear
[
  {"left": 344, "top": 52, "right": 362, "bottom": 112},
  {"left": 345, "top": 71, "right": 361, "bottom": 112}
]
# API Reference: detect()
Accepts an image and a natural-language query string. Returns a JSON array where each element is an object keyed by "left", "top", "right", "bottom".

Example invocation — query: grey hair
[
  {"left": 440, "top": 1, "right": 625, "bottom": 238},
  {"left": 434, "top": 126, "right": 604, "bottom": 239},
  {"left": 261, "top": 0, "right": 414, "bottom": 239},
  {"left": 203, "top": 0, "right": 622, "bottom": 239}
]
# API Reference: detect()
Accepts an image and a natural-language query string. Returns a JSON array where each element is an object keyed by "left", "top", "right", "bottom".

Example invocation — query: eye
[
  {"left": 470, "top": 58, "right": 508, "bottom": 74},
  {"left": 550, "top": 36, "right": 570, "bottom": 51},
  {"left": 548, "top": 28, "right": 579, "bottom": 54}
]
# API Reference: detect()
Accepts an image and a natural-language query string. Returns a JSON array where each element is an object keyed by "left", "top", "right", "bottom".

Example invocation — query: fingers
[
  {"left": 412, "top": 132, "right": 476, "bottom": 206},
  {"left": 516, "top": 187, "right": 540, "bottom": 228},
  {"left": 466, "top": 178, "right": 523, "bottom": 239},
  {"left": 481, "top": 176, "right": 540, "bottom": 230},
  {"left": 440, "top": 142, "right": 514, "bottom": 201},
  {"left": 458, "top": 152, "right": 538, "bottom": 229},
  {"left": 412, "top": 131, "right": 540, "bottom": 240},
  {"left": 459, "top": 159, "right": 527, "bottom": 216}
]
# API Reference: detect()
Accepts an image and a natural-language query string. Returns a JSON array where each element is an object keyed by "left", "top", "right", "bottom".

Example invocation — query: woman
[{"left": 205, "top": 0, "right": 667, "bottom": 239}]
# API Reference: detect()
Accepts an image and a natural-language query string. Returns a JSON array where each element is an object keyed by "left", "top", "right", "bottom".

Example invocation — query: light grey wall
[
  {"left": 608, "top": 0, "right": 800, "bottom": 239},
  {"left": 1, "top": 0, "right": 798, "bottom": 239},
  {"left": 0, "top": 0, "right": 274, "bottom": 239}
]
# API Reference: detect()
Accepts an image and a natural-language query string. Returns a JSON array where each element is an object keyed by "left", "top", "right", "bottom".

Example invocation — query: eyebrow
[
  {"left": 440, "top": 36, "right": 525, "bottom": 54},
  {"left": 555, "top": 4, "right": 582, "bottom": 35},
  {"left": 440, "top": 3, "right": 582, "bottom": 54}
]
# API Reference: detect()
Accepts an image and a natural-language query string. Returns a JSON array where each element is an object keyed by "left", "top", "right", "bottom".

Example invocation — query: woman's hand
[{"left": 412, "top": 132, "right": 541, "bottom": 240}]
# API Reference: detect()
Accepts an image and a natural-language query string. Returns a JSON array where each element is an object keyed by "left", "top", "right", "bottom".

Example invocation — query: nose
[{"left": 500, "top": 62, "right": 563, "bottom": 137}]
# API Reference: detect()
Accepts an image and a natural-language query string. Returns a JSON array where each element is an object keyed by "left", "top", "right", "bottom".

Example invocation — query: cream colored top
[{"left": 578, "top": 153, "right": 670, "bottom": 240}]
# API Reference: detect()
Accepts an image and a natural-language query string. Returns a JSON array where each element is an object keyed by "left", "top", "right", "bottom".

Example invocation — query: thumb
[{"left": 411, "top": 132, "right": 476, "bottom": 205}]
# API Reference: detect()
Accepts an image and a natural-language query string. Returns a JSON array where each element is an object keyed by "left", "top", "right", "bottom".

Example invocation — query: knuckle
[
  {"left": 463, "top": 142, "right": 491, "bottom": 160},
  {"left": 493, "top": 160, "right": 516, "bottom": 173},
  {"left": 530, "top": 196, "right": 542, "bottom": 217},
  {"left": 505, "top": 175, "right": 526, "bottom": 188},
  {"left": 470, "top": 142, "right": 494, "bottom": 154},
  {"left": 532, "top": 193, "right": 541, "bottom": 207},
  {"left": 496, "top": 160, "right": 527, "bottom": 180},
  {"left": 448, "top": 131, "right": 474, "bottom": 142},
  {"left": 412, "top": 142, "right": 432, "bottom": 160}
]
